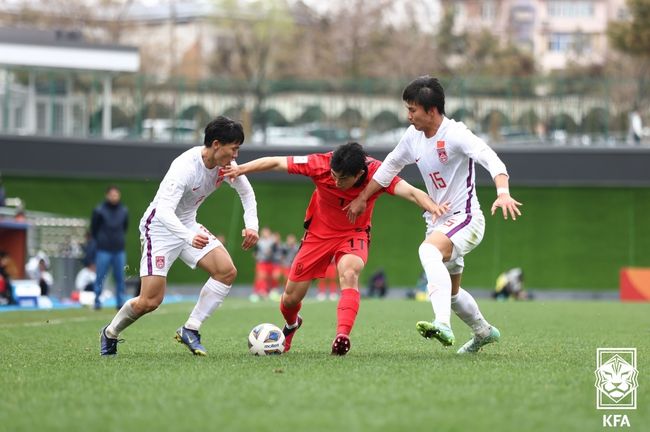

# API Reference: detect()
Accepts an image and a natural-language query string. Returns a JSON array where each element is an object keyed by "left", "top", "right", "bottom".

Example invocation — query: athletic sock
[
  {"left": 106, "top": 299, "right": 139, "bottom": 338},
  {"left": 280, "top": 297, "right": 302, "bottom": 327},
  {"left": 184, "top": 278, "right": 231, "bottom": 331},
  {"left": 336, "top": 288, "right": 360, "bottom": 335},
  {"left": 418, "top": 243, "right": 452, "bottom": 327},
  {"left": 451, "top": 287, "right": 491, "bottom": 338}
]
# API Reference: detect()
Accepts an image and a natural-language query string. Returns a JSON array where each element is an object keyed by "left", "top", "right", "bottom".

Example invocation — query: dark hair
[
  {"left": 331, "top": 142, "right": 368, "bottom": 181},
  {"left": 105, "top": 185, "right": 120, "bottom": 194},
  {"left": 204, "top": 116, "right": 245, "bottom": 146},
  {"left": 402, "top": 75, "right": 445, "bottom": 115}
]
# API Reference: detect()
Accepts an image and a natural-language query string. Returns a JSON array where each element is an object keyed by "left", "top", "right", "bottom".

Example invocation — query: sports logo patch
[
  {"left": 436, "top": 140, "right": 448, "bottom": 164},
  {"left": 155, "top": 256, "right": 165, "bottom": 269},
  {"left": 293, "top": 156, "right": 308, "bottom": 164}
]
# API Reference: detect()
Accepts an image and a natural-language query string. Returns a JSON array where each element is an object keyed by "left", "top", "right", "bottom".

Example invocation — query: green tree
[
  {"left": 608, "top": 0, "right": 650, "bottom": 58},
  {"left": 608, "top": 0, "right": 650, "bottom": 104}
]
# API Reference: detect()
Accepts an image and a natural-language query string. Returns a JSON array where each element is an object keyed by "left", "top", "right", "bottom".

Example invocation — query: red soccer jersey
[{"left": 287, "top": 153, "right": 401, "bottom": 237}]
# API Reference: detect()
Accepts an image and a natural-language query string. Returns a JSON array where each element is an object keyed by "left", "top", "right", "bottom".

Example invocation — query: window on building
[
  {"left": 14, "top": 105, "right": 24, "bottom": 130},
  {"left": 453, "top": 2, "right": 467, "bottom": 21},
  {"left": 36, "top": 102, "right": 47, "bottom": 134},
  {"left": 548, "top": 1, "right": 594, "bottom": 18},
  {"left": 482, "top": 0, "right": 497, "bottom": 21},
  {"left": 549, "top": 33, "right": 570, "bottom": 52},
  {"left": 617, "top": 7, "right": 629, "bottom": 20},
  {"left": 548, "top": 33, "right": 592, "bottom": 53},
  {"left": 52, "top": 102, "right": 64, "bottom": 135}
]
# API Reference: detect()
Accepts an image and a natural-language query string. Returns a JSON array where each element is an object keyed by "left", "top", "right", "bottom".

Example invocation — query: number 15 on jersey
[{"left": 428, "top": 171, "right": 447, "bottom": 189}]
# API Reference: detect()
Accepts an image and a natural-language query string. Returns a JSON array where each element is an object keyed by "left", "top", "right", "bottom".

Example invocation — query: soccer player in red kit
[{"left": 225, "top": 142, "right": 448, "bottom": 355}]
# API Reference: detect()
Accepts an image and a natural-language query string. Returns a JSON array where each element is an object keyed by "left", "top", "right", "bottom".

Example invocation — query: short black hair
[
  {"left": 402, "top": 75, "right": 445, "bottom": 115},
  {"left": 204, "top": 116, "right": 245, "bottom": 146},
  {"left": 331, "top": 142, "right": 367, "bottom": 180}
]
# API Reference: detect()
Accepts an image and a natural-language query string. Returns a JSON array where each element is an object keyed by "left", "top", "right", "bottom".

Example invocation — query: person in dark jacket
[{"left": 91, "top": 185, "right": 128, "bottom": 310}]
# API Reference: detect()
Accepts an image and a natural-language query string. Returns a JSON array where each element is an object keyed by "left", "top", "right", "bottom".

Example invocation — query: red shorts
[
  {"left": 324, "top": 261, "right": 337, "bottom": 279},
  {"left": 288, "top": 230, "right": 370, "bottom": 282},
  {"left": 255, "top": 262, "right": 274, "bottom": 275}
]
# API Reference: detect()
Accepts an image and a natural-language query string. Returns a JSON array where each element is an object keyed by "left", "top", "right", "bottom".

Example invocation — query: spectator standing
[
  {"left": 629, "top": 106, "right": 643, "bottom": 145},
  {"left": 81, "top": 230, "right": 97, "bottom": 268},
  {"left": 251, "top": 227, "right": 276, "bottom": 301},
  {"left": 367, "top": 268, "right": 388, "bottom": 298},
  {"left": 91, "top": 185, "right": 128, "bottom": 310}
]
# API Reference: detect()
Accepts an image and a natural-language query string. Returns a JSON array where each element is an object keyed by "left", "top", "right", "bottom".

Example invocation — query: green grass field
[{"left": 0, "top": 298, "right": 647, "bottom": 432}]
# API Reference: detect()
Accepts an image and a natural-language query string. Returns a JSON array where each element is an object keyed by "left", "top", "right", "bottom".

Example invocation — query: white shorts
[
  {"left": 139, "top": 221, "right": 223, "bottom": 277},
  {"left": 424, "top": 211, "right": 485, "bottom": 274}
]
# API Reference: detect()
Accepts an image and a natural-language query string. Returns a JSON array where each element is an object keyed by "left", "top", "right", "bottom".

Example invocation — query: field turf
[{"left": 0, "top": 298, "right": 647, "bottom": 432}]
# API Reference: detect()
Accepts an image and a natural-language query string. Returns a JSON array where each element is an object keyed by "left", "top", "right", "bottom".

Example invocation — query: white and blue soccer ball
[{"left": 248, "top": 323, "right": 285, "bottom": 356}]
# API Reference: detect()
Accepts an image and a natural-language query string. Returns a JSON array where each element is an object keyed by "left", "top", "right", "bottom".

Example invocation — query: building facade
[{"left": 445, "top": 0, "right": 629, "bottom": 71}]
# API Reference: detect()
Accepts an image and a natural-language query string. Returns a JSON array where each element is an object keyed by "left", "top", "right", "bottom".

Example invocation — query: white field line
[{"left": 0, "top": 301, "right": 277, "bottom": 328}]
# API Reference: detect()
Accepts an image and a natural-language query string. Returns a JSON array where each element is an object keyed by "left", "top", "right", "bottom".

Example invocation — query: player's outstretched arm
[
  {"left": 393, "top": 180, "right": 450, "bottom": 222},
  {"left": 224, "top": 157, "right": 289, "bottom": 179},
  {"left": 490, "top": 174, "right": 523, "bottom": 220},
  {"left": 344, "top": 179, "right": 383, "bottom": 222}
]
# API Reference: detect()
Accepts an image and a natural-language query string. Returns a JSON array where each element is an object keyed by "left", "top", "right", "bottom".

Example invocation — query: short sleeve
[{"left": 287, "top": 153, "right": 330, "bottom": 177}]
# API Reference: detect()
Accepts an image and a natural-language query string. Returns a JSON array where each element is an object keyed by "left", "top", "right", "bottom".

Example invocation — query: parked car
[
  {"left": 364, "top": 128, "right": 407, "bottom": 147},
  {"left": 251, "top": 127, "right": 323, "bottom": 146},
  {"left": 141, "top": 119, "right": 198, "bottom": 142}
]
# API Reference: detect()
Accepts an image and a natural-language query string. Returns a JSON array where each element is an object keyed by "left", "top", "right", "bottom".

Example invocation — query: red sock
[
  {"left": 280, "top": 299, "right": 302, "bottom": 326},
  {"left": 336, "top": 289, "right": 360, "bottom": 335}
]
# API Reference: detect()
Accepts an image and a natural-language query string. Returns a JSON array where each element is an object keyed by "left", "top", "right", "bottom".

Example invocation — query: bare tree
[{"left": 210, "top": 0, "right": 296, "bottom": 136}]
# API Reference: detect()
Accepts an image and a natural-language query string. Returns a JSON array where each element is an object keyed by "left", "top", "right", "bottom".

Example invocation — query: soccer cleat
[
  {"left": 457, "top": 326, "right": 501, "bottom": 354},
  {"left": 331, "top": 334, "right": 351, "bottom": 356},
  {"left": 100, "top": 325, "right": 122, "bottom": 356},
  {"left": 416, "top": 320, "right": 455, "bottom": 347},
  {"left": 175, "top": 326, "right": 207, "bottom": 356},
  {"left": 281, "top": 315, "right": 303, "bottom": 352}
]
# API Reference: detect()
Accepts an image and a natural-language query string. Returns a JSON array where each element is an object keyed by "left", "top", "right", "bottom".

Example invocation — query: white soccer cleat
[{"left": 457, "top": 326, "right": 501, "bottom": 354}]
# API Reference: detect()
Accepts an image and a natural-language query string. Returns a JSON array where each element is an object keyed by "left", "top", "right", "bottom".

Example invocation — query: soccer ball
[{"left": 248, "top": 323, "right": 285, "bottom": 356}]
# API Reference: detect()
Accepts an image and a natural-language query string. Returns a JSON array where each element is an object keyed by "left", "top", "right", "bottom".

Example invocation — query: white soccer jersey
[
  {"left": 373, "top": 117, "right": 508, "bottom": 215},
  {"left": 139, "top": 146, "right": 258, "bottom": 244}
]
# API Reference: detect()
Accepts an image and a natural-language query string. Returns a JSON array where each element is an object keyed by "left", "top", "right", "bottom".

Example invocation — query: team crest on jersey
[
  {"left": 155, "top": 256, "right": 165, "bottom": 269},
  {"left": 436, "top": 140, "right": 448, "bottom": 164}
]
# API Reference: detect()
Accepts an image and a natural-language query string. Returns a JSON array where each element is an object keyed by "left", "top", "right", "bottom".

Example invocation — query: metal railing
[{"left": 1, "top": 69, "right": 648, "bottom": 147}]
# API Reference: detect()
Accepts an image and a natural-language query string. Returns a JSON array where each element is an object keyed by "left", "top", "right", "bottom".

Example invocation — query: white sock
[
  {"left": 184, "top": 278, "right": 231, "bottom": 331},
  {"left": 106, "top": 299, "right": 139, "bottom": 338},
  {"left": 418, "top": 243, "right": 452, "bottom": 327},
  {"left": 451, "top": 288, "right": 491, "bottom": 338}
]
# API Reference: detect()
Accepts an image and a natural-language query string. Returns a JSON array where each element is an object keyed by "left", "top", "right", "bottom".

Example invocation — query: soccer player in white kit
[
  {"left": 347, "top": 76, "right": 522, "bottom": 353},
  {"left": 100, "top": 116, "right": 259, "bottom": 356}
]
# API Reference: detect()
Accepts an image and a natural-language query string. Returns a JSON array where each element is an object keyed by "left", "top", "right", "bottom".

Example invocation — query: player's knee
[
  {"left": 418, "top": 242, "right": 443, "bottom": 263},
  {"left": 135, "top": 297, "right": 162, "bottom": 314},
  {"left": 215, "top": 265, "right": 237, "bottom": 285},
  {"left": 282, "top": 293, "right": 300, "bottom": 308},
  {"left": 339, "top": 268, "right": 359, "bottom": 287}
]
